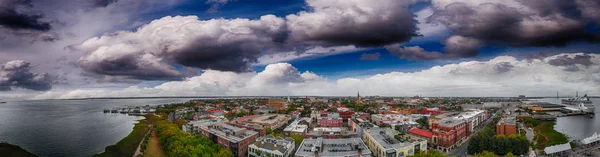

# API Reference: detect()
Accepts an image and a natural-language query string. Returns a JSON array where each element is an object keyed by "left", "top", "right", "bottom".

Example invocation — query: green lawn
[
  {"left": 534, "top": 121, "right": 568, "bottom": 149},
  {"left": 0, "top": 143, "right": 37, "bottom": 157},
  {"left": 94, "top": 116, "right": 152, "bottom": 157}
]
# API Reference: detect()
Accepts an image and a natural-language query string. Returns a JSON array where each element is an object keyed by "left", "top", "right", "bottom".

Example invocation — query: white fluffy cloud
[
  {"left": 33, "top": 53, "right": 600, "bottom": 99},
  {"left": 75, "top": 0, "right": 421, "bottom": 81}
]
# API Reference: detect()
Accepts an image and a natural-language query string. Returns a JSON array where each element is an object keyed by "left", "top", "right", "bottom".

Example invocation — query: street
[{"left": 447, "top": 108, "right": 503, "bottom": 156}]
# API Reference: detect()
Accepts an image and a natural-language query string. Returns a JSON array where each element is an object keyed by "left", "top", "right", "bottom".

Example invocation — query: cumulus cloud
[
  {"left": 547, "top": 53, "right": 596, "bottom": 71},
  {"left": 286, "top": 0, "right": 418, "bottom": 47},
  {"left": 0, "top": 0, "right": 51, "bottom": 31},
  {"left": 0, "top": 0, "right": 55, "bottom": 43},
  {"left": 360, "top": 52, "right": 381, "bottom": 60},
  {"left": 76, "top": 15, "right": 287, "bottom": 80},
  {"left": 0, "top": 60, "right": 54, "bottom": 91},
  {"left": 428, "top": 0, "right": 600, "bottom": 47},
  {"left": 76, "top": 0, "right": 422, "bottom": 81},
  {"left": 34, "top": 53, "right": 600, "bottom": 99}
]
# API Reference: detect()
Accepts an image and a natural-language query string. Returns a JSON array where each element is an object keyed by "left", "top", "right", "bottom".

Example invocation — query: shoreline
[
  {"left": 93, "top": 114, "right": 150, "bottom": 157},
  {"left": 0, "top": 143, "right": 37, "bottom": 157}
]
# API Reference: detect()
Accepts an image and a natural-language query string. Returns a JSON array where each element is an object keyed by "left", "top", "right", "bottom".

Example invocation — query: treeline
[
  {"left": 468, "top": 117, "right": 529, "bottom": 155},
  {"left": 155, "top": 120, "right": 232, "bottom": 157}
]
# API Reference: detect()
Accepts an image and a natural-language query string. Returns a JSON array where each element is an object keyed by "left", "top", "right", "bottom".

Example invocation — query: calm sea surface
[
  {"left": 0, "top": 98, "right": 191, "bottom": 157},
  {"left": 536, "top": 98, "right": 600, "bottom": 141}
]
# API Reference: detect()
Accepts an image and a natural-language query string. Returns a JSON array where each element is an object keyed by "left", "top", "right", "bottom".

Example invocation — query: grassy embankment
[
  {"left": 94, "top": 114, "right": 162, "bottom": 157},
  {"left": 519, "top": 117, "right": 568, "bottom": 150},
  {"left": 0, "top": 143, "right": 37, "bottom": 157},
  {"left": 143, "top": 130, "right": 167, "bottom": 157}
]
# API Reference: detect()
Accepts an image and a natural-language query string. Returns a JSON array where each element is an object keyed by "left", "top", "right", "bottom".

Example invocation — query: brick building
[
  {"left": 431, "top": 119, "right": 467, "bottom": 152},
  {"left": 199, "top": 123, "right": 259, "bottom": 157},
  {"left": 317, "top": 112, "right": 343, "bottom": 127},
  {"left": 496, "top": 117, "right": 517, "bottom": 136}
]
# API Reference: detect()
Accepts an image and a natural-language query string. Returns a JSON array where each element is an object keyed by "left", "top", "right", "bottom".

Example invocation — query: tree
[
  {"left": 395, "top": 125, "right": 401, "bottom": 131},
  {"left": 505, "top": 152, "right": 516, "bottom": 157},
  {"left": 475, "top": 151, "right": 499, "bottom": 157},
  {"left": 410, "top": 150, "right": 446, "bottom": 157},
  {"left": 290, "top": 134, "right": 304, "bottom": 146},
  {"left": 266, "top": 128, "right": 273, "bottom": 135},
  {"left": 416, "top": 116, "right": 429, "bottom": 129}
]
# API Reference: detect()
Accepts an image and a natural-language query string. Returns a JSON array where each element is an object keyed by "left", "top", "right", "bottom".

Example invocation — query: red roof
[
  {"left": 206, "top": 109, "right": 224, "bottom": 113},
  {"left": 409, "top": 128, "right": 433, "bottom": 138}
]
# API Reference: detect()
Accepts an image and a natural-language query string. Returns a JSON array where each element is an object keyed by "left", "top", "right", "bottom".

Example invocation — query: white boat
[{"left": 561, "top": 94, "right": 594, "bottom": 113}]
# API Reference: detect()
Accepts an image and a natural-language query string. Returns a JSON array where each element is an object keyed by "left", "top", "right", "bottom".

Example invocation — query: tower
[{"left": 356, "top": 91, "right": 361, "bottom": 105}]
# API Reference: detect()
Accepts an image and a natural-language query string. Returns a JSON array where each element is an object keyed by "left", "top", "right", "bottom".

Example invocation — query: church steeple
[{"left": 356, "top": 91, "right": 361, "bottom": 104}]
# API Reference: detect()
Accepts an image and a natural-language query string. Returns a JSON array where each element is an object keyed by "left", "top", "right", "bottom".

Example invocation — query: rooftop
[
  {"left": 367, "top": 128, "right": 415, "bottom": 150},
  {"left": 435, "top": 119, "right": 465, "bottom": 128},
  {"left": 295, "top": 138, "right": 372, "bottom": 157},
  {"left": 409, "top": 128, "right": 433, "bottom": 138},
  {"left": 252, "top": 136, "right": 294, "bottom": 154},
  {"left": 200, "top": 123, "right": 258, "bottom": 143},
  {"left": 498, "top": 117, "right": 516, "bottom": 125},
  {"left": 284, "top": 118, "right": 310, "bottom": 133},
  {"left": 544, "top": 143, "right": 571, "bottom": 154}
]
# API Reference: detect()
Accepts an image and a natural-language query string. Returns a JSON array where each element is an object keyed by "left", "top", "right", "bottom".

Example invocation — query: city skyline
[{"left": 1, "top": 0, "right": 600, "bottom": 100}]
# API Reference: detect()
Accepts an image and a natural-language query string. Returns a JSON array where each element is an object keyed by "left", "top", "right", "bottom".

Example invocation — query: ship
[{"left": 562, "top": 93, "right": 595, "bottom": 113}]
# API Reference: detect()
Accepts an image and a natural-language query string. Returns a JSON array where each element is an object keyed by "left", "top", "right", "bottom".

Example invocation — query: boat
[
  {"left": 562, "top": 93, "right": 595, "bottom": 113},
  {"left": 0, "top": 102, "right": 6, "bottom": 104}
]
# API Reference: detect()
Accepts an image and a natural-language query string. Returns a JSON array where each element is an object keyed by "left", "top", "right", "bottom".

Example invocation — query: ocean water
[
  {"left": 0, "top": 98, "right": 191, "bottom": 157},
  {"left": 536, "top": 98, "right": 600, "bottom": 141}
]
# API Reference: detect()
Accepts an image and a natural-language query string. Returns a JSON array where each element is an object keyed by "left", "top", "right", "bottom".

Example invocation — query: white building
[{"left": 248, "top": 136, "right": 295, "bottom": 157}]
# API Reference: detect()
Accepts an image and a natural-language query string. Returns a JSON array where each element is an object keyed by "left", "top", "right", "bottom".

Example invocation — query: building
[
  {"left": 206, "top": 109, "right": 225, "bottom": 117},
  {"left": 248, "top": 136, "right": 296, "bottom": 157},
  {"left": 348, "top": 117, "right": 379, "bottom": 138},
  {"left": 431, "top": 119, "right": 467, "bottom": 152},
  {"left": 184, "top": 118, "right": 222, "bottom": 134},
  {"left": 409, "top": 128, "right": 433, "bottom": 142},
  {"left": 268, "top": 99, "right": 286, "bottom": 110},
  {"left": 356, "top": 92, "right": 362, "bottom": 105},
  {"left": 295, "top": 138, "right": 372, "bottom": 157},
  {"left": 284, "top": 118, "right": 311, "bottom": 136},
  {"left": 317, "top": 112, "right": 343, "bottom": 127},
  {"left": 234, "top": 114, "right": 291, "bottom": 129},
  {"left": 496, "top": 117, "right": 516, "bottom": 136},
  {"left": 543, "top": 143, "right": 571, "bottom": 157},
  {"left": 371, "top": 114, "right": 412, "bottom": 126},
  {"left": 363, "top": 128, "right": 427, "bottom": 157},
  {"left": 305, "top": 127, "right": 357, "bottom": 139},
  {"left": 199, "top": 123, "right": 259, "bottom": 157}
]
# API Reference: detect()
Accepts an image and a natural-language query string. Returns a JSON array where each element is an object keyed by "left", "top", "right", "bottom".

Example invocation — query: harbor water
[
  {"left": 537, "top": 98, "right": 600, "bottom": 141},
  {"left": 0, "top": 98, "right": 191, "bottom": 157}
]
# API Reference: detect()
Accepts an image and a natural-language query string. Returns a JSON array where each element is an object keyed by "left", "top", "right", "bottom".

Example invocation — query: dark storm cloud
[
  {"left": 171, "top": 42, "right": 261, "bottom": 73},
  {"left": 0, "top": 60, "right": 53, "bottom": 91},
  {"left": 287, "top": 1, "right": 419, "bottom": 48},
  {"left": 0, "top": 0, "right": 51, "bottom": 31},
  {"left": 428, "top": 0, "right": 599, "bottom": 49},
  {"left": 386, "top": 45, "right": 444, "bottom": 60},
  {"left": 91, "top": 0, "right": 119, "bottom": 7},
  {"left": 77, "top": 52, "right": 184, "bottom": 81},
  {"left": 360, "top": 52, "right": 381, "bottom": 61},
  {"left": 548, "top": 54, "right": 594, "bottom": 67},
  {"left": 443, "top": 35, "right": 483, "bottom": 58}
]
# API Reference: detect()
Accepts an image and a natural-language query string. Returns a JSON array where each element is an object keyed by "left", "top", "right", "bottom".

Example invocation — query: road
[{"left": 447, "top": 108, "right": 503, "bottom": 157}]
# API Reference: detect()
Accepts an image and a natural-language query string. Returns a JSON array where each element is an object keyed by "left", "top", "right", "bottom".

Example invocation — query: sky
[{"left": 1, "top": 0, "right": 600, "bottom": 100}]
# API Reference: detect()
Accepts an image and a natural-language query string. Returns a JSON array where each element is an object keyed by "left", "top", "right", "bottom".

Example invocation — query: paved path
[{"left": 143, "top": 130, "right": 166, "bottom": 157}]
